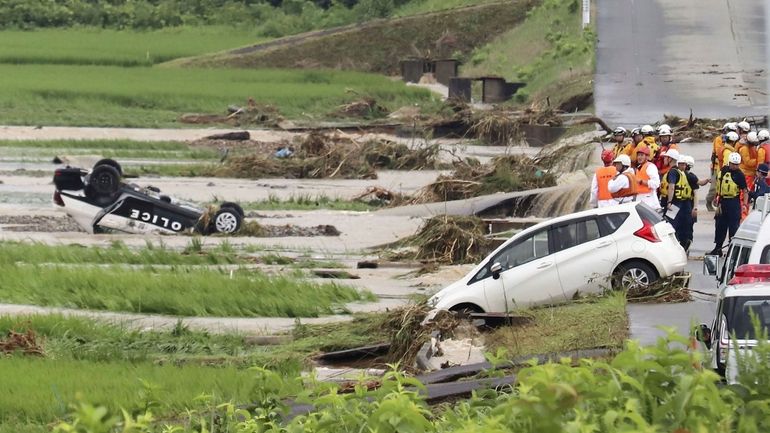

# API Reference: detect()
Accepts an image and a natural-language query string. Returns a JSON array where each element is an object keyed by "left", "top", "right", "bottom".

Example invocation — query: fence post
[{"left": 582, "top": 0, "right": 590, "bottom": 29}]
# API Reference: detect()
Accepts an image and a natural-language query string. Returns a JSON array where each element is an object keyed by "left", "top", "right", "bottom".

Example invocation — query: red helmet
[
  {"left": 636, "top": 145, "right": 650, "bottom": 155},
  {"left": 601, "top": 149, "right": 614, "bottom": 164}
]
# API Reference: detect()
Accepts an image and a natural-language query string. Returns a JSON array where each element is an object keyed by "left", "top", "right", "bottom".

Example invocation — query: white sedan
[{"left": 428, "top": 202, "right": 688, "bottom": 314}]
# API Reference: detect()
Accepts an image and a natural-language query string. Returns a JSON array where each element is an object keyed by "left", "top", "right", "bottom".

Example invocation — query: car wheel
[
  {"left": 220, "top": 201, "right": 245, "bottom": 218},
  {"left": 86, "top": 164, "right": 121, "bottom": 204},
  {"left": 449, "top": 303, "right": 483, "bottom": 318},
  {"left": 212, "top": 208, "right": 242, "bottom": 234},
  {"left": 613, "top": 261, "right": 658, "bottom": 290},
  {"left": 93, "top": 158, "right": 123, "bottom": 176}
]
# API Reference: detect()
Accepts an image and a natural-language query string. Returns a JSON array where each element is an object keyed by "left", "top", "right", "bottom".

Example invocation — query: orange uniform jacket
[
  {"left": 636, "top": 162, "right": 653, "bottom": 194},
  {"left": 611, "top": 172, "right": 638, "bottom": 198},
  {"left": 595, "top": 166, "right": 616, "bottom": 200}
]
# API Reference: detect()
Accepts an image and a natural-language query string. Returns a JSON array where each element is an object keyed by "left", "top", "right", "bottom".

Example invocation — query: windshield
[{"left": 726, "top": 296, "right": 770, "bottom": 340}]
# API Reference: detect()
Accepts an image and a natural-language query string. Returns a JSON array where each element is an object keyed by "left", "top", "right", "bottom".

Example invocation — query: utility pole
[{"left": 582, "top": 0, "right": 590, "bottom": 29}]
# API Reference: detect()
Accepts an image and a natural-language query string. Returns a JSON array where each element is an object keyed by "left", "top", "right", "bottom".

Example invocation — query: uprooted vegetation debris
[
  {"left": 217, "top": 132, "right": 442, "bottom": 179},
  {"left": 396, "top": 216, "right": 492, "bottom": 265},
  {"left": 179, "top": 99, "right": 283, "bottom": 127},
  {"left": 0, "top": 329, "right": 44, "bottom": 356},
  {"left": 331, "top": 96, "right": 389, "bottom": 119}
]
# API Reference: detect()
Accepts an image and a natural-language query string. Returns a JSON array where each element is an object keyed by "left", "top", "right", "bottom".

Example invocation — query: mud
[{"left": 0, "top": 215, "right": 85, "bottom": 233}]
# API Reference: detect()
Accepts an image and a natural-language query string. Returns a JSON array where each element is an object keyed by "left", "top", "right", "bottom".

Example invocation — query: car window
[
  {"left": 722, "top": 246, "right": 752, "bottom": 284},
  {"left": 635, "top": 203, "right": 662, "bottom": 224},
  {"left": 727, "top": 297, "right": 770, "bottom": 339},
  {"left": 552, "top": 218, "right": 602, "bottom": 253},
  {"left": 761, "top": 245, "right": 770, "bottom": 264},
  {"left": 597, "top": 212, "right": 629, "bottom": 236},
  {"left": 471, "top": 230, "right": 550, "bottom": 283}
]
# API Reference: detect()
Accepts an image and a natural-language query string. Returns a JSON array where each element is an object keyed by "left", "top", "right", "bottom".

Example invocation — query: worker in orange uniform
[
  {"left": 590, "top": 149, "right": 618, "bottom": 208},
  {"left": 653, "top": 125, "right": 677, "bottom": 173},
  {"left": 740, "top": 131, "right": 764, "bottom": 191},
  {"left": 758, "top": 129, "right": 770, "bottom": 163},
  {"left": 633, "top": 144, "right": 661, "bottom": 210},
  {"left": 608, "top": 154, "right": 637, "bottom": 204},
  {"left": 610, "top": 127, "right": 628, "bottom": 157},
  {"left": 720, "top": 131, "right": 740, "bottom": 167},
  {"left": 640, "top": 124, "right": 659, "bottom": 158},
  {"left": 737, "top": 121, "right": 752, "bottom": 149},
  {"left": 707, "top": 123, "right": 736, "bottom": 210},
  {"left": 623, "top": 127, "right": 645, "bottom": 161}
]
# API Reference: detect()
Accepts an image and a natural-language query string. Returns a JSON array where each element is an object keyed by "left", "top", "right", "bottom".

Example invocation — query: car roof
[
  {"left": 516, "top": 202, "right": 639, "bottom": 236},
  {"left": 732, "top": 209, "right": 764, "bottom": 243}
]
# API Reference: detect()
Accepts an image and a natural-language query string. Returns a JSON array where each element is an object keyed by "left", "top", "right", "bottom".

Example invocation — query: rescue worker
[
  {"left": 610, "top": 127, "right": 628, "bottom": 157},
  {"left": 623, "top": 127, "right": 645, "bottom": 161},
  {"left": 590, "top": 149, "right": 618, "bottom": 208},
  {"left": 608, "top": 154, "right": 637, "bottom": 204},
  {"left": 737, "top": 120, "right": 752, "bottom": 148},
  {"left": 633, "top": 144, "right": 661, "bottom": 210},
  {"left": 653, "top": 125, "right": 677, "bottom": 173},
  {"left": 707, "top": 123, "right": 736, "bottom": 210},
  {"left": 665, "top": 153, "right": 694, "bottom": 251},
  {"left": 659, "top": 148, "right": 680, "bottom": 208},
  {"left": 749, "top": 163, "right": 770, "bottom": 204},
  {"left": 640, "top": 124, "right": 659, "bottom": 158},
  {"left": 739, "top": 131, "right": 765, "bottom": 193},
  {"left": 710, "top": 152, "right": 748, "bottom": 256},
  {"left": 759, "top": 129, "right": 770, "bottom": 163},
  {"left": 681, "top": 155, "right": 709, "bottom": 246},
  {"left": 720, "top": 131, "right": 740, "bottom": 167}
]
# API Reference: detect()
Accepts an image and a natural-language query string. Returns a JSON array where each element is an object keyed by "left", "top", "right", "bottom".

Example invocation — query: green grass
[
  {"left": 0, "top": 65, "right": 436, "bottom": 127},
  {"left": 0, "top": 26, "right": 266, "bottom": 66},
  {"left": 485, "top": 294, "right": 628, "bottom": 357},
  {"left": 2, "top": 139, "right": 218, "bottom": 161},
  {"left": 241, "top": 194, "right": 380, "bottom": 212},
  {"left": 0, "top": 240, "right": 243, "bottom": 266},
  {"left": 393, "top": 0, "right": 504, "bottom": 17},
  {"left": 0, "top": 264, "right": 372, "bottom": 317},
  {"left": 0, "top": 357, "right": 256, "bottom": 425},
  {"left": 462, "top": 0, "right": 594, "bottom": 108}
]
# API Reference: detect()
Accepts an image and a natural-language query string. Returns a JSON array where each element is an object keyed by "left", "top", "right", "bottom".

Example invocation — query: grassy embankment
[
  {"left": 0, "top": 241, "right": 371, "bottom": 317},
  {"left": 0, "top": 294, "right": 627, "bottom": 431},
  {"left": 462, "top": 0, "right": 595, "bottom": 109},
  {"left": 0, "top": 139, "right": 218, "bottom": 160}
]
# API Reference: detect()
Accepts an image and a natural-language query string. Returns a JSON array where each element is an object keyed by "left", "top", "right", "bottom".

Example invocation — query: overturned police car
[{"left": 53, "top": 159, "right": 243, "bottom": 235}]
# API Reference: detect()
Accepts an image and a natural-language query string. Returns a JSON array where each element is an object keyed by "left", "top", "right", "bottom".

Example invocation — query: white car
[
  {"left": 428, "top": 202, "right": 688, "bottom": 313},
  {"left": 696, "top": 264, "right": 770, "bottom": 383}
]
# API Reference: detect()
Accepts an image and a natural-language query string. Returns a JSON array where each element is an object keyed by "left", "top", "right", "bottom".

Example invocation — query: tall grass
[
  {"left": 241, "top": 194, "right": 379, "bottom": 212},
  {"left": 0, "top": 263, "right": 369, "bottom": 317},
  {"left": 394, "top": 0, "right": 503, "bottom": 17},
  {"left": 0, "top": 241, "right": 242, "bottom": 266},
  {"left": 0, "top": 27, "right": 266, "bottom": 66},
  {"left": 0, "top": 65, "right": 435, "bottom": 127},
  {"left": 0, "top": 357, "right": 255, "bottom": 424}
]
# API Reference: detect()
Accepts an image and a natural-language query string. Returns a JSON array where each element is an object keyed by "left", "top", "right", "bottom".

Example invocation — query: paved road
[{"left": 595, "top": 0, "right": 768, "bottom": 126}]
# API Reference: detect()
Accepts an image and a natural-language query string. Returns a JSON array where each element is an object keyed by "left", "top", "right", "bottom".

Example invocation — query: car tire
[
  {"left": 612, "top": 260, "right": 658, "bottom": 290},
  {"left": 93, "top": 158, "right": 123, "bottom": 176},
  {"left": 449, "top": 303, "right": 483, "bottom": 318},
  {"left": 86, "top": 164, "right": 121, "bottom": 205},
  {"left": 212, "top": 208, "right": 242, "bottom": 234},
  {"left": 220, "top": 201, "right": 245, "bottom": 218}
]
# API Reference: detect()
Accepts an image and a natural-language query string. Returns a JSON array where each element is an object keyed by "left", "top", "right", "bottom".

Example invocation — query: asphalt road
[{"left": 595, "top": 0, "right": 768, "bottom": 126}]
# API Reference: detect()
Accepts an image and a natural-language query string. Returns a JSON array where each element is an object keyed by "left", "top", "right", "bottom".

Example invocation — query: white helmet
[
  {"left": 612, "top": 154, "right": 632, "bottom": 167},
  {"left": 759, "top": 129, "right": 770, "bottom": 141},
  {"left": 657, "top": 123, "right": 670, "bottom": 132},
  {"left": 631, "top": 127, "right": 642, "bottom": 136},
  {"left": 658, "top": 126, "right": 672, "bottom": 136},
  {"left": 728, "top": 152, "right": 742, "bottom": 165},
  {"left": 613, "top": 126, "right": 628, "bottom": 135},
  {"left": 726, "top": 131, "right": 740, "bottom": 142},
  {"left": 725, "top": 122, "right": 738, "bottom": 132},
  {"left": 641, "top": 124, "right": 655, "bottom": 135},
  {"left": 661, "top": 148, "right": 680, "bottom": 161},
  {"left": 738, "top": 121, "right": 751, "bottom": 132},
  {"left": 747, "top": 131, "right": 759, "bottom": 144},
  {"left": 680, "top": 155, "right": 694, "bottom": 167}
]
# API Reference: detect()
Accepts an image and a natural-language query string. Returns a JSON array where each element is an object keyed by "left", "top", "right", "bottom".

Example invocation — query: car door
[
  {"left": 480, "top": 228, "right": 564, "bottom": 311},
  {"left": 552, "top": 216, "right": 619, "bottom": 298}
]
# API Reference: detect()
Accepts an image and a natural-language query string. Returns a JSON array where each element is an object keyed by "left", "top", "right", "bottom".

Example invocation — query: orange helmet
[
  {"left": 636, "top": 145, "right": 650, "bottom": 155},
  {"left": 601, "top": 149, "right": 614, "bottom": 164}
]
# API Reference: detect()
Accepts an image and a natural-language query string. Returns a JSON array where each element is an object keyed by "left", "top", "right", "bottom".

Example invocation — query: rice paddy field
[{"left": 0, "top": 26, "right": 267, "bottom": 66}]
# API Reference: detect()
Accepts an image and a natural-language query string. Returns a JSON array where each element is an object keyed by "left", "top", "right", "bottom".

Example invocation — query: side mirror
[
  {"left": 491, "top": 262, "right": 502, "bottom": 280},
  {"left": 694, "top": 323, "right": 712, "bottom": 349},
  {"left": 703, "top": 255, "right": 719, "bottom": 277}
]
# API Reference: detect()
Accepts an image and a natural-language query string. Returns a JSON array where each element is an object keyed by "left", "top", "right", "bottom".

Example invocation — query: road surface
[{"left": 595, "top": 0, "right": 768, "bottom": 126}]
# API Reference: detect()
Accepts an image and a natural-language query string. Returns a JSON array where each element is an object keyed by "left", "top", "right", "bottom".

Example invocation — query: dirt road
[{"left": 595, "top": 0, "right": 768, "bottom": 125}]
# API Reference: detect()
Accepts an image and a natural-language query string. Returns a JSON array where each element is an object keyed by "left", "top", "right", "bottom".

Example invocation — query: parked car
[
  {"left": 695, "top": 264, "right": 770, "bottom": 383},
  {"left": 428, "top": 202, "right": 688, "bottom": 314},
  {"left": 52, "top": 159, "right": 244, "bottom": 235}
]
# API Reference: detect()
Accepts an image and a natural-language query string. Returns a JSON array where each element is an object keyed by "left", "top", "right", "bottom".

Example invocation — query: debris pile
[
  {"left": 0, "top": 329, "right": 44, "bottom": 356},
  {"left": 469, "top": 111, "right": 521, "bottom": 146},
  {"left": 401, "top": 216, "right": 492, "bottom": 264},
  {"left": 353, "top": 186, "right": 408, "bottom": 207},
  {"left": 410, "top": 155, "right": 556, "bottom": 203},
  {"left": 624, "top": 277, "right": 692, "bottom": 303},
  {"left": 333, "top": 97, "right": 388, "bottom": 118},
  {"left": 179, "top": 99, "right": 283, "bottom": 127},
  {"left": 217, "top": 132, "right": 440, "bottom": 180}
]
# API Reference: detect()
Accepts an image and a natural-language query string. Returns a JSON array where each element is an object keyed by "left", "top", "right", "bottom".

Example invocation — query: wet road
[{"left": 595, "top": 0, "right": 768, "bottom": 126}]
